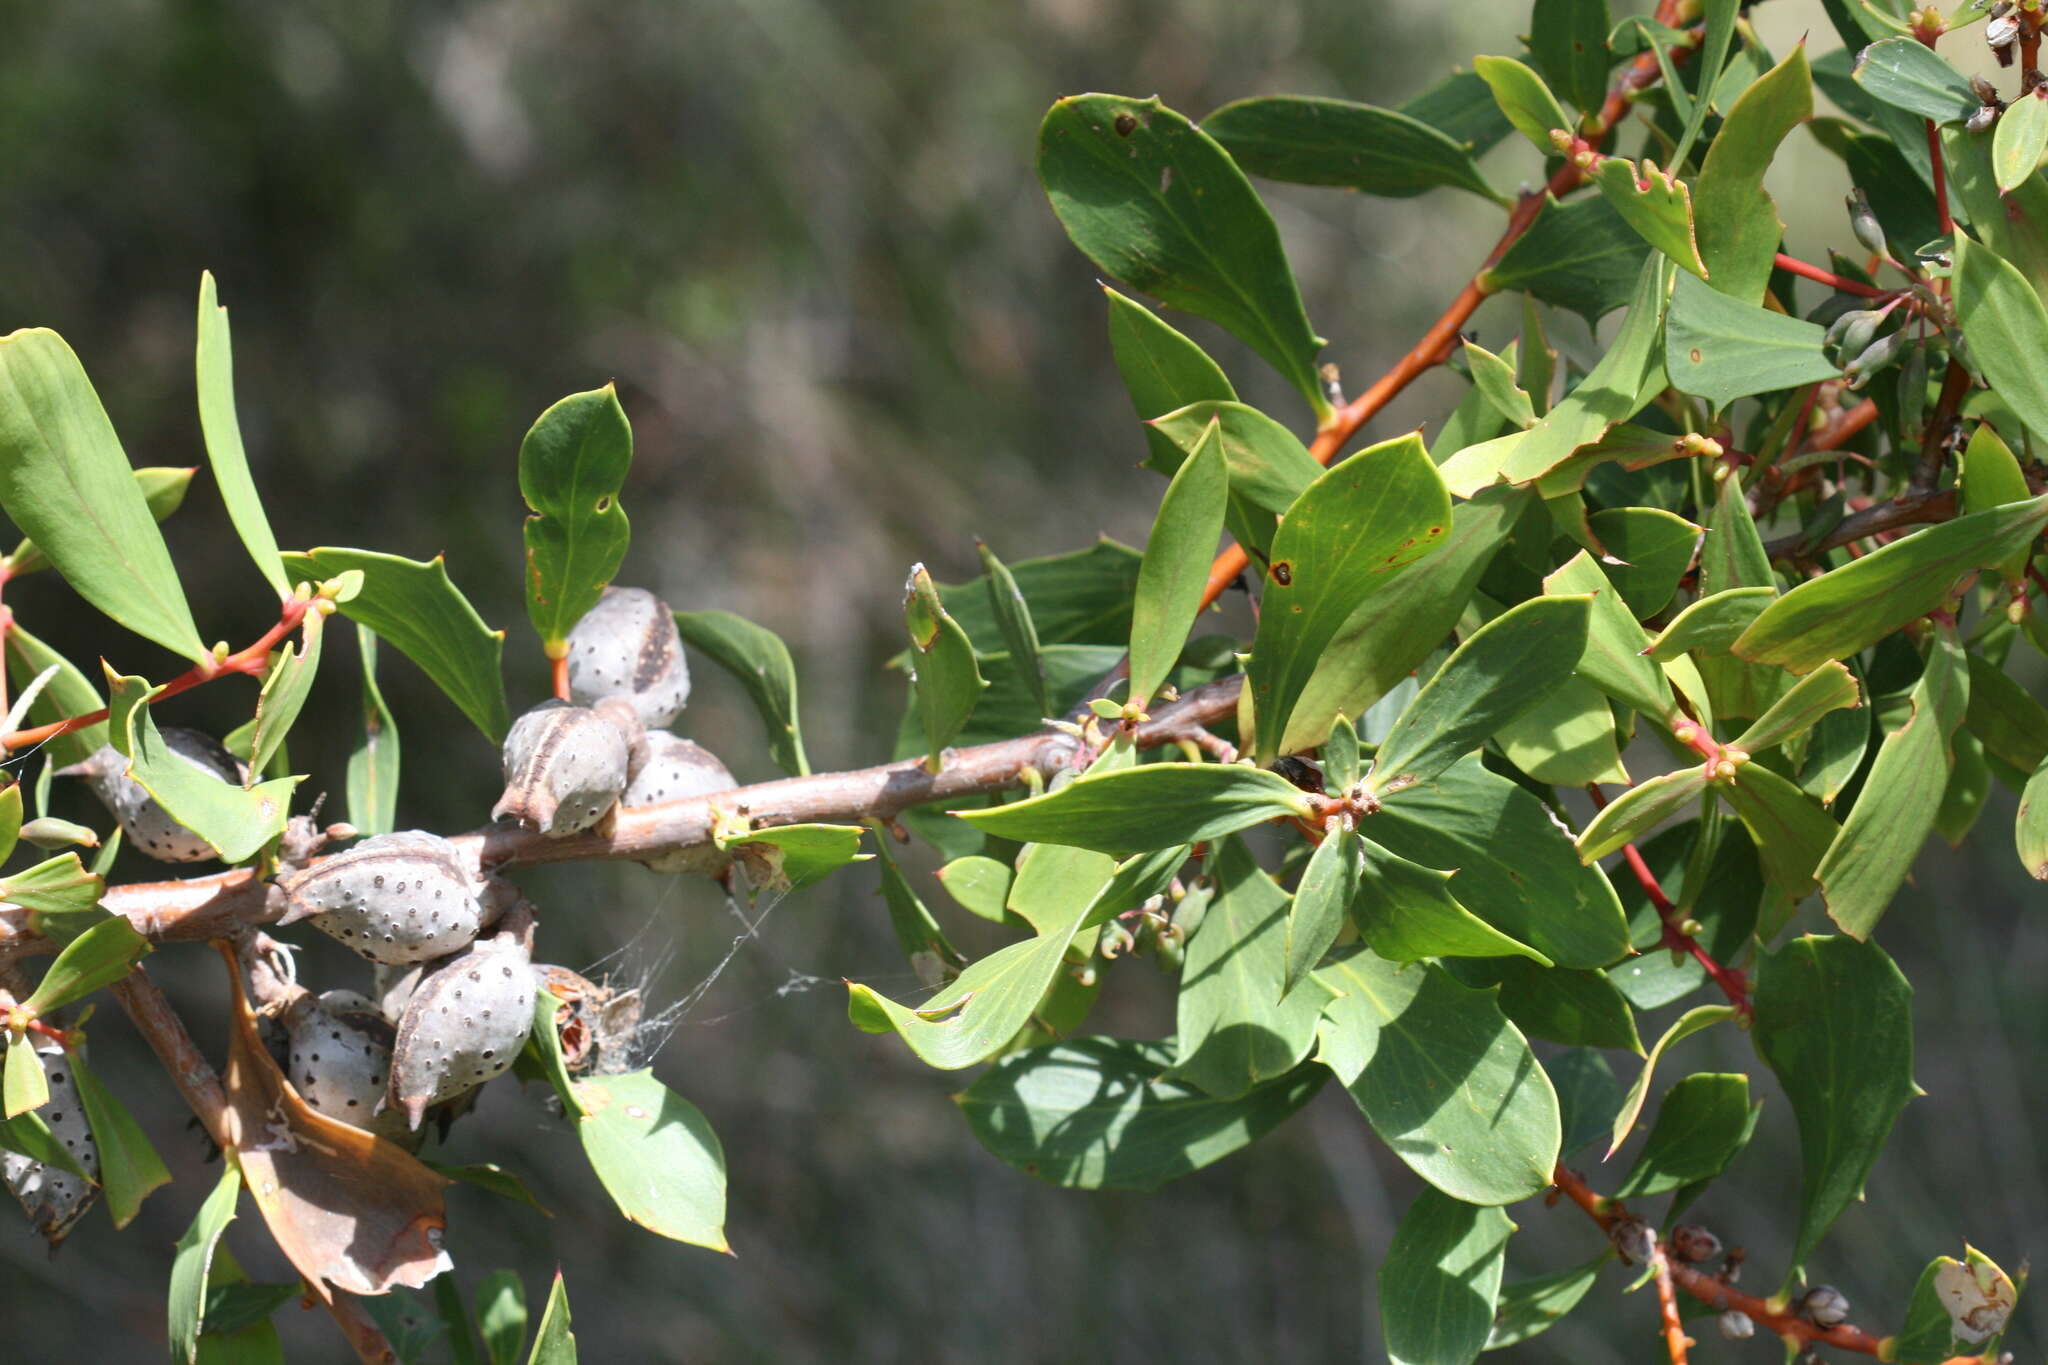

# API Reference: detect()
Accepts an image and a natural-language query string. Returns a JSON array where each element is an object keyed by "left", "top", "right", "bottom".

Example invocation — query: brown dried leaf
[{"left": 216, "top": 942, "right": 451, "bottom": 1301}]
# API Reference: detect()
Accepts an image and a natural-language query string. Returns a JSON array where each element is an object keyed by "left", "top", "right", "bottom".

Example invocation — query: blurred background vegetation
[{"left": 0, "top": 0, "right": 2041, "bottom": 1359}]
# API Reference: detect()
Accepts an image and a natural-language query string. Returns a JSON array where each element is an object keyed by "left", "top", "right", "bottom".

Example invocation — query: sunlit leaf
[
  {"left": 195, "top": 273, "right": 289, "bottom": 598},
  {"left": 571, "top": 1069, "right": 727, "bottom": 1253}
]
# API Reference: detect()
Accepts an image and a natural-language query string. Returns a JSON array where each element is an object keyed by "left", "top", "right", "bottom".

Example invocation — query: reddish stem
[
  {"left": 1772, "top": 253, "right": 1891, "bottom": 299},
  {"left": 1650, "top": 1247, "right": 1694, "bottom": 1364},
  {"left": 0, "top": 597, "right": 309, "bottom": 752},
  {"left": 550, "top": 654, "right": 571, "bottom": 702},
  {"left": 1928, "top": 119, "right": 1955, "bottom": 238}
]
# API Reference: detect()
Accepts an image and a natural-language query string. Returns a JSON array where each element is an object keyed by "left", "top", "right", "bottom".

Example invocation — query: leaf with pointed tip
[
  {"left": 346, "top": 625, "right": 400, "bottom": 836},
  {"left": 1460, "top": 339, "right": 1536, "bottom": 429},
  {"left": 526, "top": 1272, "right": 575, "bottom": 1365},
  {"left": 1130, "top": 422, "right": 1227, "bottom": 706},
  {"left": 0, "top": 328, "right": 207, "bottom": 661},
  {"left": 195, "top": 274, "right": 289, "bottom": 598},
  {"left": 1543, "top": 552, "right": 1676, "bottom": 720},
  {"left": 1315, "top": 947, "right": 1560, "bottom": 1204},
  {"left": 1354, "top": 835, "right": 1548, "bottom": 964},
  {"left": 1587, "top": 507, "right": 1700, "bottom": 619},
  {"left": 1615, "top": 1072, "right": 1755, "bottom": 1197},
  {"left": 3, "top": 1038, "right": 46, "bottom": 1118},
  {"left": 1379, "top": 1187, "right": 1515, "bottom": 1365},
  {"left": 1039, "top": 94, "right": 1328, "bottom": 414},
  {"left": 1106, "top": 286, "right": 1236, "bottom": 469},
  {"left": 5, "top": 625, "right": 108, "bottom": 767},
  {"left": 903, "top": 564, "right": 988, "bottom": 774},
  {"left": 1284, "top": 826, "right": 1359, "bottom": 997},
  {"left": 1248, "top": 434, "right": 1451, "bottom": 760},
  {"left": 284, "top": 548, "right": 510, "bottom": 742},
  {"left": 1995, "top": 89, "right": 2048, "bottom": 191},
  {"left": 1590, "top": 157, "right": 1707, "bottom": 277},
  {"left": 935, "top": 855, "right": 1012, "bottom": 923},
  {"left": 1732, "top": 497, "right": 2048, "bottom": 673},
  {"left": 6, "top": 465, "right": 194, "bottom": 579},
  {"left": 170, "top": 1161, "right": 244, "bottom": 1365},
  {"left": 1078, "top": 844, "right": 1191, "bottom": 931},
  {"left": 1368, "top": 596, "right": 1590, "bottom": 796},
  {"left": 22, "top": 912, "right": 145, "bottom": 1015},
  {"left": 247, "top": 607, "right": 323, "bottom": 784},
  {"left": 1495, "top": 676, "right": 1630, "bottom": 786},
  {"left": 958, "top": 763, "right": 1311, "bottom": 856},
  {"left": 1148, "top": 401, "right": 1324, "bottom": 516},
  {"left": 475, "top": 1269, "right": 527, "bottom": 1365},
  {"left": 1853, "top": 36, "right": 1978, "bottom": 125},
  {"left": 1204, "top": 95, "right": 1506, "bottom": 203},
  {"left": 1966, "top": 652, "right": 2048, "bottom": 775},
  {"left": 106, "top": 670, "right": 295, "bottom": 864},
  {"left": 674, "top": 609, "right": 809, "bottom": 776},
  {"left": 1959, "top": 423, "right": 2035, "bottom": 581},
  {"left": 873, "top": 837, "right": 963, "bottom": 977},
  {"left": 1954, "top": 233, "right": 2048, "bottom": 446},
  {"left": 1607, "top": 1004, "right": 1736, "bottom": 1157},
  {"left": 1644, "top": 586, "right": 1774, "bottom": 660},
  {"left": 717, "top": 823, "right": 868, "bottom": 894},
  {"left": 1484, "top": 1258, "right": 1603, "bottom": 1351},
  {"left": 1732, "top": 660, "right": 1861, "bottom": 755},
  {"left": 1173, "top": 838, "right": 1331, "bottom": 1099},
  {"left": 1474, "top": 55, "right": 1571, "bottom": 151},
  {"left": 972, "top": 542, "right": 1048, "bottom": 722},
  {"left": 1477, "top": 194, "right": 1652, "bottom": 325},
  {"left": 519, "top": 387, "right": 632, "bottom": 652},
  {"left": 1667, "top": 270, "right": 1841, "bottom": 408},
  {"left": 1754, "top": 934, "right": 1915, "bottom": 1272},
  {"left": 1549, "top": 1047, "right": 1623, "bottom": 1156},
  {"left": 1719, "top": 763, "right": 1840, "bottom": 934},
  {"left": 571, "top": 1069, "right": 726, "bottom": 1253},
  {"left": 1445, "top": 958, "right": 1640, "bottom": 1053},
  {"left": 1695, "top": 45, "right": 1812, "bottom": 304},
  {"left": 71, "top": 1049, "right": 173, "bottom": 1227},
  {"left": 1577, "top": 767, "right": 1710, "bottom": 863}
]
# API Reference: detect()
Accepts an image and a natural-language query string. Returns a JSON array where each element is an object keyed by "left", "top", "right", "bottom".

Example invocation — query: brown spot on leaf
[
  {"left": 1270, "top": 561, "right": 1292, "bottom": 586},
  {"left": 1114, "top": 113, "right": 1138, "bottom": 137}
]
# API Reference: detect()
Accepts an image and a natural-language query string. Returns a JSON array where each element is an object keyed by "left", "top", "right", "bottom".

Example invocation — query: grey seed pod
[
  {"left": 1717, "top": 1310, "right": 1755, "bottom": 1341},
  {"left": 565, "top": 587, "right": 691, "bottom": 727},
  {"left": 1613, "top": 1218, "right": 1657, "bottom": 1265},
  {"left": 389, "top": 931, "right": 537, "bottom": 1129},
  {"left": 2, "top": 1035, "right": 100, "bottom": 1245},
  {"left": 61, "top": 730, "right": 245, "bottom": 863},
  {"left": 278, "top": 830, "right": 485, "bottom": 965},
  {"left": 1802, "top": 1285, "right": 1851, "bottom": 1328},
  {"left": 623, "top": 733, "right": 736, "bottom": 875},
  {"left": 373, "top": 963, "right": 423, "bottom": 1026},
  {"left": 493, "top": 700, "right": 633, "bottom": 837},
  {"left": 283, "top": 994, "right": 416, "bottom": 1147}
]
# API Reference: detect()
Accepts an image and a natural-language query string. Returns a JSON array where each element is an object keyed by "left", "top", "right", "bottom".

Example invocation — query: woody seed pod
[
  {"left": 278, "top": 830, "right": 485, "bottom": 965},
  {"left": 283, "top": 992, "right": 416, "bottom": 1146},
  {"left": 62, "top": 730, "right": 245, "bottom": 863},
  {"left": 389, "top": 930, "right": 537, "bottom": 1129},
  {"left": 565, "top": 586, "right": 691, "bottom": 727},
  {"left": 493, "top": 700, "right": 635, "bottom": 837},
  {"left": 622, "top": 732, "right": 736, "bottom": 875},
  {"left": 2, "top": 1035, "right": 100, "bottom": 1245}
]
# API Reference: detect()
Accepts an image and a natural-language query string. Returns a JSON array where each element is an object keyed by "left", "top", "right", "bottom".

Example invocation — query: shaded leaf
[
  {"left": 975, "top": 542, "right": 1048, "bottom": 722},
  {"left": 1353, "top": 835, "right": 1548, "bottom": 965},
  {"left": 1149, "top": 400, "right": 1324, "bottom": 515},
  {"left": 21, "top": 912, "right": 145, "bottom": 1015},
  {"left": 1531, "top": 0, "right": 1613, "bottom": 112},
  {"left": 1380, "top": 1187, "right": 1514, "bottom": 1365},
  {"left": 347, "top": 625, "right": 401, "bottom": 837},
  {"left": 70, "top": 1049, "right": 172, "bottom": 1227},
  {"left": 1576, "top": 767, "right": 1709, "bottom": 863},
  {"left": 1584, "top": 507, "right": 1698, "bottom": 619},
  {"left": 674, "top": 609, "right": 809, "bottom": 776},
  {"left": 1484, "top": 1258, "right": 1603, "bottom": 1352},
  {"left": 1607, "top": 1004, "right": 1736, "bottom": 1157},
  {"left": 1478, "top": 195, "right": 1653, "bottom": 325},
  {"left": 1666, "top": 269, "right": 1840, "bottom": 407},
  {"left": 1614, "top": 1073, "right": 1755, "bottom": 1197},
  {"left": 1446, "top": 959, "right": 1640, "bottom": 1053},
  {"left": 5, "top": 624, "right": 109, "bottom": 767},
  {"left": 1718, "top": 763, "right": 1840, "bottom": 933},
  {"left": 1205, "top": 95, "right": 1503, "bottom": 202},
  {"left": 246, "top": 606, "right": 323, "bottom": 784},
  {"left": 1284, "top": 825, "right": 1359, "bottom": 997},
  {"left": 1105, "top": 286, "right": 1237, "bottom": 479},
  {"left": 106, "top": 670, "right": 296, "bottom": 864},
  {"left": 477, "top": 1270, "right": 528, "bottom": 1365},
  {"left": 904, "top": 563, "right": 987, "bottom": 773},
  {"left": 1130, "top": 420, "right": 1227, "bottom": 705},
  {"left": 1731, "top": 660, "right": 1861, "bottom": 755},
  {"left": 169, "top": 1161, "right": 243, "bottom": 1365}
]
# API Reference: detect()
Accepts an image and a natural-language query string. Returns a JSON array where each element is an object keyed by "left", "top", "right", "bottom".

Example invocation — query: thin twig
[
  {"left": 1773, "top": 253, "right": 1891, "bottom": 299},
  {"left": 1650, "top": 1246, "right": 1694, "bottom": 1364},
  {"left": 1763, "top": 489, "right": 1957, "bottom": 563},
  {"left": 1584, "top": 786, "right": 1750, "bottom": 1016}
]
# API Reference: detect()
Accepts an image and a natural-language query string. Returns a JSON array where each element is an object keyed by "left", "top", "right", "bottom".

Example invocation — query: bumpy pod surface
[
  {"left": 389, "top": 933, "right": 537, "bottom": 1129},
  {"left": 2, "top": 1036, "right": 100, "bottom": 1245},
  {"left": 283, "top": 992, "right": 415, "bottom": 1146},
  {"left": 69, "top": 729, "right": 245, "bottom": 862},
  {"left": 492, "top": 700, "right": 632, "bottom": 837},
  {"left": 621, "top": 732, "right": 734, "bottom": 806},
  {"left": 565, "top": 586, "right": 691, "bottom": 727},
  {"left": 278, "top": 830, "right": 485, "bottom": 965}
]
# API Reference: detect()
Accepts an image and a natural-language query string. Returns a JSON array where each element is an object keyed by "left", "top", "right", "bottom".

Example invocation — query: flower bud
[
  {"left": 1668, "top": 1224, "right": 1723, "bottom": 1262},
  {"left": 1717, "top": 1310, "right": 1755, "bottom": 1340},
  {"left": 1802, "top": 1284, "right": 1851, "bottom": 1327},
  {"left": 1846, "top": 189, "right": 1888, "bottom": 258}
]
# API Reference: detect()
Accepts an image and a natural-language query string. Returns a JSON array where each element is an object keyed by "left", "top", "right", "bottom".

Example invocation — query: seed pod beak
[
  {"left": 399, "top": 1093, "right": 431, "bottom": 1132},
  {"left": 491, "top": 786, "right": 558, "bottom": 832}
]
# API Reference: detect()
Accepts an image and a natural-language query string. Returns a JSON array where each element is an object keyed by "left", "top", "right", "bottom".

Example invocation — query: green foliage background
[{"left": 0, "top": 1, "right": 2041, "bottom": 1358}]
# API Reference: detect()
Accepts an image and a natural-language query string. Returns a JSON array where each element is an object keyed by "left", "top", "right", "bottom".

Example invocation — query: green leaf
[
  {"left": 0, "top": 782, "right": 19, "bottom": 866},
  {"left": 933, "top": 538, "right": 1143, "bottom": 649},
  {"left": 1542, "top": 553, "right": 1675, "bottom": 721},
  {"left": 1367, "top": 596, "right": 1590, "bottom": 795},
  {"left": 1380, "top": 1187, "right": 1514, "bottom": 1365},
  {"left": 71, "top": 1049, "right": 172, "bottom": 1227},
  {"left": 246, "top": 606, "right": 323, "bottom": 783},
  {"left": 716, "top": 823, "right": 868, "bottom": 894},
  {"left": 1959, "top": 422, "right": 2036, "bottom": 581},
  {"left": 1006, "top": 837, "right": 1115, "bottom": 937},
  {"left": 1549, "top": 1047, "right": 1623, "bottom": 1156},
  {"left": 1039, "top": 94, "right": 1329, "bottom": 414},
  {"left": 571, "top": 1069, "right": 726, "bottom": 1253},
  {"left": 1460, "top": 339, "right": 1536, "bottom": 429},
  {"left": 1172, "top": 837, "right": 1332, "bottom": 1099},
  {"left": 106, "top": 670, "right": 295, "bottom": 864},
  {"left": 1129, "top": 420, "right": 1227, "bottom": 706},
  {"left": 1666, "top": 270, "right": 1841, "bottom": 408},
  {"left": 1148, "top": 400, "right": 1325, "bottom": 515},
  {"left": 1606, "top": 1004, "right": 1736, "bottom": 1157},
  {"left": 526, "top": 1272, "right": 575, "bottom": 1365},
  {"left": 1484, "top": 1258, "right": 1603, "bottom": 1351},
  {"left": 1248, "top": 433, "right": 1451, "bottom": 760},
  {"left": 673, "top": 609, "right": 809, "bottom": 776},
  {"left": 1819, "top": 624, "right": 1968, "bottom": 937},
  {"left": 1615, "top": 1073, "right": 1755, "bottom": 1197},
  {"left": 346, "top": 625, "right": 401, "bottom": 836},
  {"left": 476, "top": 1270, "right": 528, "bottom": 1365},
  {"left": 974, "top": 542, "right": 1049, "bottom": 722},
  {"left": 22, "top": 912, "right": 146, "bottom": 1015},
  {"left": 1731, "top": 496, "right": 2048, "bottom": 672},
  {"left": 1105, "top": 285, "right": 1237, "bottom": 471},
  {"left": 1353, "top": 835, "right": 1549, "bottom": 964},
  {"left": 1954, "top": 233, "right": 2048, "bottom": 446},
  {"left": 1323, "top": 714, "right": 1363, "bottom": 791},
  {"left": 873, "top": 837, "right": 963, "bottom": 978},
  {"left": 1371, "top": 755, "right": 1631, "bottom": 968},
  {"left": 1077, "top": 843, "right": 1190, "bottom": 931},
  {"left": 170, "top": 1161, "right": 243, "bottom": 1365},
  {"left": 1853, "top": 36, "right": 1978, "bottom": 125},
  {"left": 1446, "top": 958, "right": 1640, "bottom": 1053},
  {"left": 0, "top": 1102, "right": 90, "bottom": 1178},
  {"left": 425, "top": 1162, "right": 552, "bottom": 1217},
  {"left": 1283, "top": 826, "right": 1359, "bottom": 997},
  {"left": 6, "top": 624, "right": 109, "bottom": 767},
  {"left": 1753, "top": 934, "right": 1916, "bottom": 1271},
  {"left": 7, "top": 854, "right": 107, "bottom": 937},
  {"left": 956, "top": 1038, "right": 1323, "bottom": 1191},
  {"left": 1284, "top": 486, "right": 1528, "bottom": 753},
  {"left": 1596, "top": 508, "right": 1704, "bottom": 619},
  {"left": 1731, "top": 660, "right": 1862, "bottom": 755},
  {"left": 283, "top": 548, "right": 510, "bottom": 743},
  {"left": 957, "top": 763, "right": 1311, "bottom": 857},
  {"left": 1718, "top": 763, "right": 1840, "bottom": 932},
  {"left": 192, "top": 1253, "right": 290, "bottom": 1363},
  {"left": 1576, "top": 767, "right": 1710, "bottom": 862},
  {"left": 4, "top": 1036, "right": 47, "bottom": 1118},
  {"left": 1695, "top": 45, "right": 1813, "bottom": 304},
  {"left": 435, "top": 1277, "right": 483, "bottom": 1365},
  {"left": 1478, "top": 195, "right": 1653, "bottom": 325},
  {"left": 1966, "top": 651, "right": 2048, "bottom": 774},
  {"left": 1474, "top": 55, "right": 1571, "bottom": 151},
  {"left": 1995, "top": 90, "right": 2048, "bottom": 191},
  {"left": 195, "top": 274, "right": 289, "bottom": 598},
  {"left": 935, "top": 855, "right": 1012, "bottom": 922},
  {"left": 1203, "top": 95, "right": 1504, "bottom": 203},
  {"left": 1946, "top": 123, "right": 2048, "bottom": 319},
  {"left": 1589, "top": 157, "right": 1707, "bottom": 278},
  {"left": 518, "top": 387, "right": 633, "bottom": 653},
  {"left": 1494, "top": 677, "right": 1629, "bottom": 786},
  {"left": 1643, "top": 586, "right": 1774, "bottom": 661},
  {"left": 1702, "top": 468, "right": 1775, "bottom": 593},
  {"left": 2020, "top": 757, "right": 2048, "bottom": 879},
  {"left": 904, "top": 563, "right": 988, "bottom": 773},
  {"left": 6, "top": 465, "right": 194, "bottom": 578},
  {"left": 523, "top": 987, "right": 587, "bottom": 1119},
  {"left": 1531, "top": 0, "right": 1613, "bottom": 112},
  {"left": 0, "top": 328, "right": 207, "bottom": 662},
  {"left": 1315, "top": 948, "right": 1560, "bottom": 1204},
  {"left": 16, "top": 817, "right": 96, "bottom": 853}
]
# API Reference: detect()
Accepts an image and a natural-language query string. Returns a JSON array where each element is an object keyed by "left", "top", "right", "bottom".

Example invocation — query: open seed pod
[
  {"left": 492, "top": 699, "right": 634, "bottom": 837},
  {"left": 61, "top": 729, "right": 245, "bottom": 862},
  {"left": 565, "top": 586, "right": 691, "bottom": 727},
  {"left": 535, "top": 964, "right": 647, "bottom": 1076},
  {"left": 278, "top": 830, "right": 485, "bottom": 965},
  {"left": 389, "top": 928, "right": 538, "bottom": 1129},
  {"left": 1, "top": 1034, "right": 98, "bottom": 1246}
]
